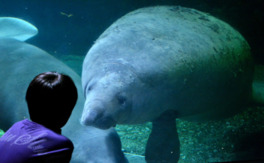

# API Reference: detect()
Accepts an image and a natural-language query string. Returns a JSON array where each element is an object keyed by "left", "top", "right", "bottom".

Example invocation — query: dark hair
[{"left": 26, "top": 72, "right": 78, "bottom": 129}]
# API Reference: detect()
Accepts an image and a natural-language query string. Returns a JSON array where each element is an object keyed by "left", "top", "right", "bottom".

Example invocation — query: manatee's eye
[
  {"left": 86, "top": 84, "right": 94, "bottom": 94},
  {"left": 88, "top": 85, "right": 93, "bottom": 91},
  {"left": 117, "top": 95, "right": 127, "bottom": 105}
]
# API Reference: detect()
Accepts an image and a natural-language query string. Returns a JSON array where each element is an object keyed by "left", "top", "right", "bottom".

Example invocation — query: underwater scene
[{"left": 0, "top": 0, "right": 264, "bottom": 162}]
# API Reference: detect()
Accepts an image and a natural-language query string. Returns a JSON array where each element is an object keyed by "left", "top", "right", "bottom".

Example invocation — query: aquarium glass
[{"left": 0, "top": 0, "right": 263, "bottom": 162}]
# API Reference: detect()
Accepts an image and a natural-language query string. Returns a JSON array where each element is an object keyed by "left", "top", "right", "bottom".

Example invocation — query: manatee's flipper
[
  {"left": 0, "top": 17, "right": 38, "bottom": 41},
  {"left": 69, "top": 126, "right": 128, "bottom": 163},
  {"left": 251, "top": 65, "right": 264, "bottom": 106},
  {"left": 145, "top": 110, "right": 180, "bottom": 163}
]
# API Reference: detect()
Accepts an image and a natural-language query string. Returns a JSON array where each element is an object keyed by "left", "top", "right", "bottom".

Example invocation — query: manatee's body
[
  {"left": 0, "top": 38, "right": 127, "bottom": 163},
  {"left": 81, "top": 6, "right": 254, "bottom": 162},
  {"left": 0, "top": 17, "right": 38, "bottom": 41},
  {"left": 81, "top": 5, "right": 253, "bottom": 126}
]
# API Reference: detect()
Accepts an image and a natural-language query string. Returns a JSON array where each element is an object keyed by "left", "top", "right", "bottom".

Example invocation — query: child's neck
[{"left": 49, "top": 127, "right": 62, "bottom": 134}]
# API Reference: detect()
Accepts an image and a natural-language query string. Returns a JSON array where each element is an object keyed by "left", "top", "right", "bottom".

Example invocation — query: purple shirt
[{"left": 0, "top": 119, "right": 73, "bottom": 163}]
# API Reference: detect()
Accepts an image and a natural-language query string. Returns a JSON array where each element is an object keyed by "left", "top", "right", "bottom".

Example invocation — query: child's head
[{"left": 26, "top": 72, "right": 78, "bottom": 130}]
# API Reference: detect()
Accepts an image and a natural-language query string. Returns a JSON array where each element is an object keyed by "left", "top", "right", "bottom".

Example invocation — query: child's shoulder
[{"left": 7, "top": 119, "right": 73, "bottom": 148}]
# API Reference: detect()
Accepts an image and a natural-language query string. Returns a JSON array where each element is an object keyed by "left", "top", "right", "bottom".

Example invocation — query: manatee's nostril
[
  {"left": 81, "top": 110, "right": 101, "bottom": 126},
  {"left": 82, "top": 99, "right": 106, "bottom": 126},
  {"left": 81, "top": 100, "right": 116, "bottom": 129}
]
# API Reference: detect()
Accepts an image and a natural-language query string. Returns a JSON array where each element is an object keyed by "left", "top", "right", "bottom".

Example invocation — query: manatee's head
[{"left": 81, "top": 70, "right": 138, "bottom": 129}]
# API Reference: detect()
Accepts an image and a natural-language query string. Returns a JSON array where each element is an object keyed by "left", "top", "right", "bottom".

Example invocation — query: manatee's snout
[
  {"left": 81, "top": 100, "right": 116, "bottom": 129},
  {"left": 81, "top": 109, "right": 101, "bottom": 126}
]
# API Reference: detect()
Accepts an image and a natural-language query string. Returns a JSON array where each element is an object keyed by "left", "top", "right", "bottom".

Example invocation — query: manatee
[
  {"left": 0, "top": 17, "right": 38, "bottom": 41},
  {"left": 81, "top": 6, "right": 262, "bottom": 162},
  {"left": 0, "top": 19, "right": 127, "bottom": 163}
]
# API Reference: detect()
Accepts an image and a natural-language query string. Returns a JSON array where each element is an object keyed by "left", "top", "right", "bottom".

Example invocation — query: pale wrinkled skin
[
  {"left": 81, "top": 6, "right": 253, "bottom": 128},
  {"left": 81, "top": 6, "right": 254, "bottom": 162}
]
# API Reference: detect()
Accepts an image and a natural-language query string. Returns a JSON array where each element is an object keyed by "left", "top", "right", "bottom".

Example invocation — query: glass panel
[{"left": 0, "top": 1, "right": 263, "bottom": 162}]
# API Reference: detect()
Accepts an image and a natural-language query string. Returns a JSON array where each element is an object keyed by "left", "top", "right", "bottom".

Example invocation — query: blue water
[
  {"left": 0, "top": 0, "right": 264, "bottom": 162},
  {"left": 1, "top": 0, "right": 263, "bottom": 63}
]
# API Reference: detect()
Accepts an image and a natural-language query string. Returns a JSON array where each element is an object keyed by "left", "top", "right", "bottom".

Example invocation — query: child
[{"left": 0, "top": 71, "right": 78, "bottom": 163}]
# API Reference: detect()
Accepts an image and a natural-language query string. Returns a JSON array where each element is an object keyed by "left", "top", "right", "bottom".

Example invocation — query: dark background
[{"left": 0, "top": 0, "right": 263, "bottom": 63}]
